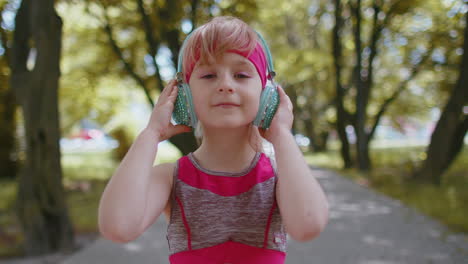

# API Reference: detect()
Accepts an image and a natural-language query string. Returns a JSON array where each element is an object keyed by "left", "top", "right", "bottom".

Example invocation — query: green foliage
[
  {"left": 61, "top": 151, "right": 118, "bottom": 182},
  {"left": 0, "top": 180, "right": 21, "bottom": 257},
  {"left": 52, "top": 0, "right": 467, "bottom": 156},
  {"left": 53, "top": 0, "right": 261, "bottom": 138},
  {"left": 57, "top": 2, "right": 140, "bottom": 135},
  {"left": 390, "top": 0, "right": 424, "bottom": 15},
  {"left": 254, "top": 0, "right": 337, "bottom": 139},
  {"left": 255, "top": 0, "right": 466, "bottom": 148}
]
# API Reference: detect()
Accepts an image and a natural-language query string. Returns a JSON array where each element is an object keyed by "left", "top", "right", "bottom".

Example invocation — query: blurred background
[{"left": 0, "top": 0, "right": 467, "bottom": 260}]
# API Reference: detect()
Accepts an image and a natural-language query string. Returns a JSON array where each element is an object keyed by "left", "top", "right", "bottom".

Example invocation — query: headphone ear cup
[
  {"left": 172, "top": 82, "right": 198, "bottom": 128},
  {"left": 253, "top": 83, "right": 280, "bottom": 129}
]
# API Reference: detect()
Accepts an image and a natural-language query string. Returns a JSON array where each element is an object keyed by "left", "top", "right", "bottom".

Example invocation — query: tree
[
  {"left": 10, "top": 0, "right": 74, "bottom": 255},
  {"left": 331, "top": 0, "right": 432, "bottom": 171},
  {"left": 0, "top": 0, "right": 18, "bottom": 179},
  {"left": 333, "top": 0, "right": 353, "bottom": 168},
  {"left": 256, "top": 0, "right": 338, "bottom": 155},
  {"left": 81, "top": 0, "right": 258, "bottom": 155},
  {"left": 415, "top": 8, "right": 468, "bottom": 185}
]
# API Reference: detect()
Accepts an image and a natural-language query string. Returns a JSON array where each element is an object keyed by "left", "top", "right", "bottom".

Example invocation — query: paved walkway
[{"left": 62, "top": 167, "right": 468, "bottom": 264}]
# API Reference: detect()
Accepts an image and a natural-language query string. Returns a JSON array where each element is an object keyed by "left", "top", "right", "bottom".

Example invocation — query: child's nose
[
  {"left": 217, "top": 74, "right": 235, "bottom": 93},
  {"left": 217, "top": 86, "right": 234, "bottom": 93}
]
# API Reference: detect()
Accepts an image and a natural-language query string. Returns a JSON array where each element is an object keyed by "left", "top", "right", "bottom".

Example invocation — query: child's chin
[{"left": 203, "top": 120, "right": 252, "bottom": 129}]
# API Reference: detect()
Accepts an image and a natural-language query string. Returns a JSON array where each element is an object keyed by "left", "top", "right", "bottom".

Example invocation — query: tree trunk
[
  {"left": 310, "top": 130, "right": 329, "bottom": 153},
  {"left": 10, "top": 0, "right": 75, "bottom": 255},
  {"left": 0, "top": 81, "right": 17, "bottom": 179},
  {"left": 0, "top": 3, "right": 17, "bottom": 180},
  {"left": 285, "top": 83, "right": 301, "bottom": 137},
  {"left": 443, "top": 116, "right": 468, "bottom": 172},
  {"left": 302, "top": 101, "right": 330, "bottom": 153},
  {"left": 303, "top": 118, "right": 317, "bottom": 152},
  {"left": 333, "top": 0, "right": 353, "bottom": 168},
  {"left": 351, "top": 0, "right": 372, "bottom": 171},
  {"left": 415, "top": 11, "right": 468, "bottom": 185}
]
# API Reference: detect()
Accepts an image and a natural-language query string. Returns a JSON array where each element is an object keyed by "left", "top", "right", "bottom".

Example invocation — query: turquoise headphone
[{"left": 172, "top": 29, "right": 279, "bottom": 130}]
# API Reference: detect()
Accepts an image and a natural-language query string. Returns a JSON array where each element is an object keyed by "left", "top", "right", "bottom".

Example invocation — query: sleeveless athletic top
[{"left": 166, "top": 151, "right": 288, "bottom": 264}]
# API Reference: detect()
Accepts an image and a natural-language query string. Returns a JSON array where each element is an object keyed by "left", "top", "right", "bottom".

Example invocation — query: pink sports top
[{"left": 166, "top": 151, "right": 288, "bottom": 264}]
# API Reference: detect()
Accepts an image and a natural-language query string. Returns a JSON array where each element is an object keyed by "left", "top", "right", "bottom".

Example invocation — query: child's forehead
[{"left": 195, "top": 53, "right": 254, "bottom": 69}]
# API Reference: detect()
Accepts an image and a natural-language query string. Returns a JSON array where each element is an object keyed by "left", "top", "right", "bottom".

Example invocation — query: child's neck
[{"left": 192, "top": 126, "right": 258, "bottom": 173}]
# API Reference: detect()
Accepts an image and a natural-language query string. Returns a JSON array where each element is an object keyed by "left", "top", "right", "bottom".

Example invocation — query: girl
[{"left": 98, "top": 16, "right": 329, "bottom": 264}]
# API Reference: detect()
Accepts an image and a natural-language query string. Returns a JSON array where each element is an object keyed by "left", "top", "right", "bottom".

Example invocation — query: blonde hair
[
  {"left": 182, "top": 16, "right": 260, "bottom": 83},
  {"left": 186, "top": 16, "right": 275, "bottom": 158}
]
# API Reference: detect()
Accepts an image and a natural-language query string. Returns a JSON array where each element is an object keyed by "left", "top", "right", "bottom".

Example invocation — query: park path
[{"left": 60, "top": 167, "right": 468, "bottom": 264}]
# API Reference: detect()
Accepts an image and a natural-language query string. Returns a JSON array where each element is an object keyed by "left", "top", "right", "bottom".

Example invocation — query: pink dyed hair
[
  {"left": 185, "top": 17, "right": 268, "bottom": 153},
  {"left": 182, "top": 16, "right": 261, "bottom": 83}
]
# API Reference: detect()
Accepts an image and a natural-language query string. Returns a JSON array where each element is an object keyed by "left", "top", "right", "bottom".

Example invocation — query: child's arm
[
  {"left": 98, "top": 129, "right": 169, "bottom": 243},
  {"left": 98, "top": 79, "right": 191, "bottom": 243},
  {"left": 261, "top": 85, "right": 329, "bottom": 242},
  {"left": 272, "top": 129, "right": 329, "bottom": 242}
]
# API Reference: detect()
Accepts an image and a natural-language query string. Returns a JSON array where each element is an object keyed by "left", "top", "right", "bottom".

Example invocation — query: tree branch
[
  {"left": 363, "top": 0, "right": 398, "bottom": 137},
  {"left": 366, "top": 0, "right": 399, "bottom": 90},
  {"left": 136, "top": 0, "right": 164, "bottom": 92},
  {"left": 9, "top": 0, "right": 31, "bottom": 102},
  {"left": 100, "top": 6, "right": 155, "bottom": 107},
  {"left": 365, "top": 0, "right": 383, "bottom": 88},
  {"left": 368, "top": 48, "right": 432, "bottom": 139},
  {"left": 190, "top": 0, "right": 200, "bottom": 29},
  {"left": 350, "top": 0, "right": 363, "bottom": 86},
  {"left": 168, "top": 0, "right": 199, "bottom": 71}
]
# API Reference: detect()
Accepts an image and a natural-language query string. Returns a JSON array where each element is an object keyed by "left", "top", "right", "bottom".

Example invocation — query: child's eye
[
  {"left": 235, "top": 73, "right": 250, "bottom": 78},
  {"left": 201, "top": 74, "right": 250, "bottom": 79},
  {"left": 201, "top": 74, "right": 215, "bottom": 79}
]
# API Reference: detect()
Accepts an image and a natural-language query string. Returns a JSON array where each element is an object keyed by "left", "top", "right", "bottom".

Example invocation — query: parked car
[{"left": 60, "top": 129, "right": 119, "bottom": 153}]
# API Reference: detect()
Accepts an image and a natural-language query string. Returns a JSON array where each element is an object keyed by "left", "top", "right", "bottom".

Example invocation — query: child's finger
[
  {"left": 277, "top": 84, "right": 287, "bottom": 99},
  {"left": 162, "top": 79, "right": 177, "bottom": 96},
  {"left": 168, "top": 85, "right": 178, "bottom": 101},
  {"left": 277, "top": 85, "right": 293, "bottom": 111},
  {"left": 276, "top": 85, "right": 287, "bottom": 104}
]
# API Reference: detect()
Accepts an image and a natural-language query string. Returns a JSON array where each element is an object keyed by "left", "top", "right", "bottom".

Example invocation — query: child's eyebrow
[
  {"left": 197, "top": 60, "right": 253, "bottom": 69},
  {"left": 234, "top": 60, "right": 254, "bottom": 68},
  {"left": 234, "top": 60, "right": 249, "bottom": 66},
  {"left": 233, "top": 60, "right": 255, "bottom": 71}
]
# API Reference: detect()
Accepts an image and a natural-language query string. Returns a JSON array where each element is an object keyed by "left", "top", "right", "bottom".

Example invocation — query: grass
[
  {"left": 0, "top": 180, "right": 22, "bottom": 257},
  {"left": 304, "top": 145, "right": 468, "bottom": 235}
]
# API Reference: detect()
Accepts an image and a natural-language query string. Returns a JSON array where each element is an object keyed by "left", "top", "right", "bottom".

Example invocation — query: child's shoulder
[
  {"left": 150, "top": 162, "right": 177, "bottom": 185},
  {"left": 153, "top": 161, "right": 177, "bottom": 171}
]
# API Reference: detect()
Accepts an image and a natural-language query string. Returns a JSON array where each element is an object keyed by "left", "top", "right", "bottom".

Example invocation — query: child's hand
[
  {"left": 259, "top": 84, "right": 294, "bottom": 144},
  {"left": 145, "top": 79, "right": 192, "bottom": 141}
]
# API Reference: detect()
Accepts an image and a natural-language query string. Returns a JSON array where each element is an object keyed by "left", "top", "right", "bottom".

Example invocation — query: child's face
[{"left": 188, "top": 52, "right": 263, "bottom": 129}]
